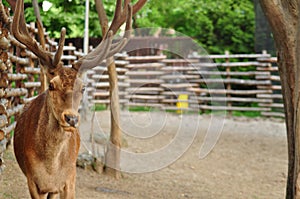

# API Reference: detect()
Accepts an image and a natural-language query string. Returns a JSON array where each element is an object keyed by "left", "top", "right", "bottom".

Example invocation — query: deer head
[{"left": 12, "top": 0, "right": 132, "bottom": 131}]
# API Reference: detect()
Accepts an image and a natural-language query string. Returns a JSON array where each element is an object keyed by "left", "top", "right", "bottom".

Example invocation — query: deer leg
[
  {"left": 27, "top": 178, "right": 47, "bottom": 199},
  {"left": 59, "top": 185, "right": 75, "bottom": 199},
  {"left": 60, "top": 176, "right": 76, "bottom": 199},
  {"left": 47, "top": 193, "right": 58, "bottom": 199}
]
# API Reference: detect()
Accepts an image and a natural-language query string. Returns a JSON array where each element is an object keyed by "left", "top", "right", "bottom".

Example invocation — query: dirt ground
[{"left": 0, "top": 111, "right": 287, "bottom": 199}]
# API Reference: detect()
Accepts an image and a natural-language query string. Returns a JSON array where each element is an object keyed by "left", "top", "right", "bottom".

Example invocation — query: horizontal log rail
[
  {"left": 0, "top": 122, "right": 16, "bottom": 140},
  {"left": 192, "top": 62, "right": 270, "bottom": 68},
  {"left": 8, "top": 53, "right": 29, "bottom": 65},
  {"left": 22, "top": 67, "right": 41, "bottom": 74},
  {"left": 0, "top": 115, "right": 7, "bottom": 129},
  {"left": 84, "top": 50, "right": 283, "bottom": 117},
  {"left": 23, "top": 82, "right": 41, "bottom": 89},
  {"left": 4, "top": 104, "right": 24, "bottom": 117},
  {"left": 0, "top": 88, "right": 28, "bottom": 98},
  {"left": 7, "top": 73, "right": 27, "bottom": 81}
]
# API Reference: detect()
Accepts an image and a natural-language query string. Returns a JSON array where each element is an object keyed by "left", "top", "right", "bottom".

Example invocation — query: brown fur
[{"left": 14, "top": 67, "right": 83, "bottom": 199}]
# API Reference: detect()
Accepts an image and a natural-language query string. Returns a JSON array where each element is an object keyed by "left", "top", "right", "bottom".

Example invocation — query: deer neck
[
  {"left": 40, "top": 92, "right": 64, "bottom": 139},
  {"left": 35, "top": 92, "right": 76, "bottom": 161}
]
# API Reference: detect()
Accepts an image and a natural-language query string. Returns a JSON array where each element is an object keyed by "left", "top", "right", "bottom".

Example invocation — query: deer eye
[
  {"left": 81, "top": 87, "right": 86, "bottom": 93},
  {"left": 49, "top": 83, "right": 55, "bottom": 91}
]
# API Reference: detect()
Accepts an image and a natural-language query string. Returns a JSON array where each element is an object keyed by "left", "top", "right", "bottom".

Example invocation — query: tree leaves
[
  {"left": 135, "top": 0, "right": 254, "bottom": 54},
  {"left": 23, "top": 0, "right": 255, "bottom": 54}
]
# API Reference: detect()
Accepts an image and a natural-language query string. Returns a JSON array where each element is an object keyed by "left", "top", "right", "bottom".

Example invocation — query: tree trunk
[
  {"left": 104, "top": 57, "right": 122, "bottom": 179},
  {"left": 94, "top": 0, "right": 145, "bottom": 179},
  {"left": 259, "top": 0, "right": 298, "bottom": 198},
  {"left": 278, "top": 45, "right": 297, "bottom": 198},
  {"left": 94, "top": 0, "right": 122, "bottom": 179}
]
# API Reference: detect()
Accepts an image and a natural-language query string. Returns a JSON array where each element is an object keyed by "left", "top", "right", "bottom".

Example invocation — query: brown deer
[{"left": 12, "top": 0, "right": 132, "bottom": 198}]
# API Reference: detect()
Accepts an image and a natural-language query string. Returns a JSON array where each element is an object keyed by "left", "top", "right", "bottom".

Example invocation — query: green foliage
[
  {"left": 135, "top": 0, "right": 255, "bottom": 54},
  {"left": 23, "top": 0, "right": 113, "bottom": 38},
  {"left": 22, "top": 0, "right": 255, "bottom": 54}
]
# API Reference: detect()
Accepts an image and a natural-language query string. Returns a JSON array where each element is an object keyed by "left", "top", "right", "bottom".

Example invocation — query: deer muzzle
[
  {"left": 61, "top": 110, "right": 80, "bottom": 129},
  {"left": 64, "top": 114, "right": 79, "bottom": 127}
]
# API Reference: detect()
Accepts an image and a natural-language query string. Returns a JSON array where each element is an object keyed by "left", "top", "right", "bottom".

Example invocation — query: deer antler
[
  {"left": 12, "top": 0, "right": 66, "bottom": 71},
  {"left": 73, "top": 3, "right": 133, "bottom": 72},
  {"left": 109, "top": 0, "right": 146, "bottom": 34}
]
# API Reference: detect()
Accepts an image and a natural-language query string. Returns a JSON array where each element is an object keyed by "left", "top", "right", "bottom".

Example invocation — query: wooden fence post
[
  {"left": 0, "top": 10, "right": 10, "bottom": 172},
  {"left": 225, "top": 50, "right": 232, "bottom": 115}
]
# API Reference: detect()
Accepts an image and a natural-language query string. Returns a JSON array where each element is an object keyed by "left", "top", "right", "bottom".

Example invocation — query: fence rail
[{"left": 86, "top": 52, "right": 283, "bottom": 118}]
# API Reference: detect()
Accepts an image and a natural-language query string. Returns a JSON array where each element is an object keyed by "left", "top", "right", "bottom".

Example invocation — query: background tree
[
  {"left": 20, "top": 0, "right": 107, "bottom": 37},
  {"left": 259, "top": 0, "right": 299, "bottom": 198},
  {"left": 93, "top": 0, "right": 146, "bottom": 179},
  {"left": 133, "top": 0, "right": 255, "bottom": 54},
  {"left": 19, "top": 0, "right": 255, "bottom": 54}
]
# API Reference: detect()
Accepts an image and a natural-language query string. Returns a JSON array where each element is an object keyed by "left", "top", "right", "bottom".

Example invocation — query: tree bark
[
  {"left": 259, "top": 0, "right": 298, "bottom": 198},
  {"left": 94, "top": 0, "right": 122, "bottom": 179},
  {"left": 94, "top": 0, "right": 145, "bottom": 179},
  {"left": 95, "top": 0, "right": 109, "bottom": 37},
  {"left": 104, "top": 57, "right": 122, "bottom": 179}
]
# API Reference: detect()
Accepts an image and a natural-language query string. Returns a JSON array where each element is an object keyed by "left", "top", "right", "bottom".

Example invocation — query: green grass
[
  {"left": 232, "top": 110, "right": 261, "bottom": 117},
  {"left": 91, "top": 104, "right": 107, "bottom": 111},
  {"left": 93, "top": 104, "right": 264, "bottom": 118},
  {"left": 128, "top": 106, "right": 154, "bottom": 112}
]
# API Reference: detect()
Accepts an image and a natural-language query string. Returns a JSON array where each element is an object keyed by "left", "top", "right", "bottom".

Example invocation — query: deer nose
[{"left": 64, "top": 114, "right": 79, "bottom": 127}]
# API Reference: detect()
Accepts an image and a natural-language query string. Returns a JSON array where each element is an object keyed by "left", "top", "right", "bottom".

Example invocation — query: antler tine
[
  {"left": 109, "top": 0, "right": 146, "bottom": 34},
  {"left": 132, "top": 0, "right": 147, "bottom": 16},
  {"left": 73, "top": 31, "right": 114, "bottom": 72},
  {"left": 73, "top": 3, "right": 133, "bottom": 73},
  {"left": 109, "top": 0, "right": 129, "bottom": 34},
  {"left": 6, "top": 0, "right": 16, "bottom": 13},
  {"left": 12, "top": 0, "right": 52, "bottom": 68},
  {"left": 124, "top": 4, "right": 133, "bottom": 38},
  {"left": 12, "top": 0, "right": 65, "bottom": 70},
  {"left": 106, "top": 39, "right": 128, "bottom": 58},
  {"left": 114, "top": 0, "right": 123, "bottom": 19},
  {"left": 36, "top": 19, "right": 46, "bottom": 49},
  {"left": 106, "top": 4, "right": 132, "bottom": 58},
  {"left": 53, "top": 28, "right": 66, "bottom": 67}
]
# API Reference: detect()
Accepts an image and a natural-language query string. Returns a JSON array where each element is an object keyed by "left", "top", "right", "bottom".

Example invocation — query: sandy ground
[{"left": 0, "top": 111, "right": 287, "bottom": 199}]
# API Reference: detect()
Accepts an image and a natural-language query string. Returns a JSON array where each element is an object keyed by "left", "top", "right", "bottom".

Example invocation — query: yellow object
[{"left": 176, "top": 94, "right": 189, "bottom": 114}]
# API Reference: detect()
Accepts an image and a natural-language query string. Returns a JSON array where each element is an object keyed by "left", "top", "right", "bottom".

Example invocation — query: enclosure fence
[
  {"left": 0, "top": 7, "right": 283, "bottom": 171},
  {"left": 87, "top": 52, "right": 283, "bottom": 117}
]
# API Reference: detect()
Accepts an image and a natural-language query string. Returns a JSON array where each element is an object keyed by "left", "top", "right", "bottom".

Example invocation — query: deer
[{"left": 11, "top": 0, "right": 132, "bottom": 198}]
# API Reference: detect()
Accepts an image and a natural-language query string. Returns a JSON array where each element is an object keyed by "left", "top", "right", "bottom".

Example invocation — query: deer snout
[{"left": 64, "top": 114, "right": 79, "bottom": 127}]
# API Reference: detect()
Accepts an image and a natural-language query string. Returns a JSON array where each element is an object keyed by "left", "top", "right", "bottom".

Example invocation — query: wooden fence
[
  {"left": 0, "top": 3, "right": 284, "bottom": 172},
  {"left": 87, "top": 51, "right": 283, "bottom": 117}
]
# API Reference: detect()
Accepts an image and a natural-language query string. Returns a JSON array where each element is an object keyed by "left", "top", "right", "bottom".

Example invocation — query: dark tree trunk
[{"left": 259, "top": 0, "right": 299, "bottom": 198}]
